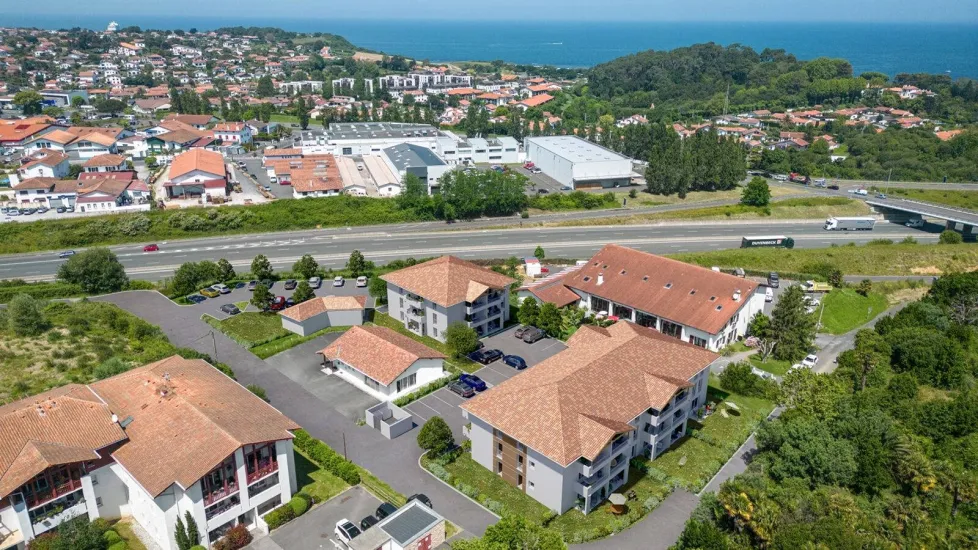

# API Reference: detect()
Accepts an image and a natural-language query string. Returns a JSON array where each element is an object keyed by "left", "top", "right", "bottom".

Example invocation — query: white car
[
  {"left": 790, "top": 363, "right": 805, "bottom": 371},
  {"left": 905, "top": 218, "right": 925, "bottom": 228},
  {"left": 308, "top": 276, "right": 322, "bottom": 289},
  {"left": 333, "top": 276, "right": 344, "bottom": 287},
  {"left": 212, "top": 283, "right": 231, "bottom": 294},
  {"left": 855, "top": 189, "right": 868, "bottom": 196},
  {"left": 356, "top": 276, "right": 368, "bottom": 287},
  {"left": 765, "top": 288, "right": 774, "bottom": 302},
  {"left": 801, "top": 354, "right": 818, "bottom": 368},
  {"left": 335, "top": 519, "right": 361, "bottom": 544}
]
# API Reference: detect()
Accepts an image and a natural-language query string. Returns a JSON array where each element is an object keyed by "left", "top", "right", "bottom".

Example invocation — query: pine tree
[
  {"left": 184, "top": 511, "right": 200, "bottom": 547},
  {"left": 174, "top": 516, "right": 191, "bottom": 550}
]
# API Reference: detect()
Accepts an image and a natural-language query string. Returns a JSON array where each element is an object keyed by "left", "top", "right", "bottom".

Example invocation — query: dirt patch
[
  {"left": 886, "top": 287, "right": 929, "bottom": 305},
  {"left": 911, "top": 266, "right": 943, "bottom": 275}
]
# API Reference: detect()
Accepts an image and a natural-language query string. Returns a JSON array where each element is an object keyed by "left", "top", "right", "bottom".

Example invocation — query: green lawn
[
  {"left": 879, "top": 187, "right": 978, "bottom": 210},
  {"left": 110, "top": 519, "right": 148, "bottom": 550},
  {"left": 815, "top": 288, "right": 889, "bottom": 334},
  {"left": 251, "top": 326, "right": 351, "bottom": 359},
  {"left": 722, "top": 341, "right": 752, "bottom": 355},
  {"left": 749, "top": 354, "right": 792, "bottom": 376},
  {"left": 234, "top": 300, "right": 250, "bottom": 311},
  {"left": 370, "top": 312, "right": 480, "bottom": 373},
  {"left": 203, "top": 312, "right": 290, "bottom": 347},
  {"left": 270, "top": 113, "right": 324, "bottom": 127},
  {"left": 357, "top": 466, "right": 408, "bottom": 507},
  {"left": 294, "top": 448, "right": 350, "bottom": 502}
]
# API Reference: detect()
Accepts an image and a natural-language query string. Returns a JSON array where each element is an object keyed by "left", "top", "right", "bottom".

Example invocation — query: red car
[
  {"left": 268, "top": 296, "right": 287, "bottom": 311},
  {"left": 143, "top": 244, "right": 159, "bottom": 252}
]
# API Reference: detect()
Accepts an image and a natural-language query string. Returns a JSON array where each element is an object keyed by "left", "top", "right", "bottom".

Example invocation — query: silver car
[{"left": 309, "top": 276, "right": 322, "bottom": 289}]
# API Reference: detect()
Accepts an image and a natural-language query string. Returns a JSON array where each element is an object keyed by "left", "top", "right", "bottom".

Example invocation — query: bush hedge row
[
  {"left": 393, "top": 373, "right": 460, "bottom": 407},
  {"left": 292, "top": 429, "right": 361, "bottom": 485},
  {"left": 262, "top": 493, "right": 313, "bottom": 531}
]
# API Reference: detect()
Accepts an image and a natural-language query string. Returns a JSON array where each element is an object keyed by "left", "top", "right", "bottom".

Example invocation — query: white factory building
[
  {"left": 300, "top": 123, "right": 443, "bottom": 156},
  {"left": 524, "top": 136, "right": 633, "bottom": 189}
]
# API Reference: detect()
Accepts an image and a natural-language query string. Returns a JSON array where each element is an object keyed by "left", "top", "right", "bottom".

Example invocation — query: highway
[{"left": 0, "top": 219, "right": 938, "bottom": 282}]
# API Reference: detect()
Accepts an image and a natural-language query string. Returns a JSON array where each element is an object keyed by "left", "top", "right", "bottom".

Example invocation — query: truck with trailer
[
  {"left": 805, "top": 280, "right": 833, "bottom": 293},
  {"left": 824, "top": 217, "right": 876, "bottom": 231},
  {"left": 740, "top": 235, "right": 795, "bottom": 249}
]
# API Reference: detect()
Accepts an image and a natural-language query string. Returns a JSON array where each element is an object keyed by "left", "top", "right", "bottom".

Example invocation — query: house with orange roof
[
  {"left": 163, "top": 148, "right": 228, "bottom": 200},
  {"left": 16, "top": 150, "right": 69, "bottom": 180},
  {"left": 213, "top": 122, "right": 253, "bottom": 145},
  {"left": 0, "top": 119, "right": 56, "bottom": 149},
  {"left": 517, "top": 93, "right": 554, "bottom": 110},
  {"left": 935, "top": 129, "right": 964, "bottom": 142},
  {"left": 460, "top": 319, "right": 719, "bottom": 514},
  {"left": 0, "top": 355, "right": 299, "bottom": 550},
  {"left": 279, "top": 295, "right": 366, "bottom": 336},
  {"left": 23, "top": 127, "right": 122, "bottom": 159},
  {"left": 83, "top": 153, "right": 127, "bottom": 173}
]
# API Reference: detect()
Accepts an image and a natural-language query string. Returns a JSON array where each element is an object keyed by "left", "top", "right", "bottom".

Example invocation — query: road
[{"left": 0, "top": 220, "right": 938, "bottom": 282}]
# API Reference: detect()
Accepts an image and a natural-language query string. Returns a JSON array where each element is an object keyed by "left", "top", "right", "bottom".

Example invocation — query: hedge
[
  {"left": 103, "top": 530, "right": 122, "bottom": 545},
  {"left": 262, "top": 493, "right": 312, "bottom": 531},
  {"left": 292, "top": 429, "right": 361, "bottom": 485},
  {"left": 393, "top": 373, "right": 460, "bottom": 407},
  {"left": 107, "top": 542, "right": 127, "bottom": 550},
  {"left": 0, "top": 281, "right": 83, "bottom": 303},
  {"left": 289, "top": 493, "right": 311, "bottom": 516}
]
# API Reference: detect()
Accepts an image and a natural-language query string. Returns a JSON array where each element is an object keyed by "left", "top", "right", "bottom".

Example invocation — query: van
[{"left": 765, "top": 288, "right": 774, "bottom": 302}]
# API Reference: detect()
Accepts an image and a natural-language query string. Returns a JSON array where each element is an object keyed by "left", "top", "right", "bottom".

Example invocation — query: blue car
[
  {"left": 186, "top": 294, "right": 207, "bottom": 304},
  {"left": 459, "top": 373, "right": 487, "bottom": 392},
  {"left": 503, "top": 355, "right": 527, "bottom": 370}
]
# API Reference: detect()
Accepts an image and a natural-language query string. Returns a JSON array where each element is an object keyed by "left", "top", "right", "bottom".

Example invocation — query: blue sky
[{"left": 3, "top": 0, "right": 976, "bottom": 22}]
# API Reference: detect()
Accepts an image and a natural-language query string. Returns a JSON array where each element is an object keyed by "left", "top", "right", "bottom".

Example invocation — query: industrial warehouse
[{"left": 524, "top": 135, "right": 634, "bottom": 189}]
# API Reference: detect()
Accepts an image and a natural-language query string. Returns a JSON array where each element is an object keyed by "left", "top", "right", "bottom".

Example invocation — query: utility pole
[{"left": 210, "top": 331, "right": 219, "bottom": 364}]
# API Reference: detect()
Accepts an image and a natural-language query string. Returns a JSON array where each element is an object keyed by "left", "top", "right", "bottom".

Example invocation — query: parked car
[
  {"left": 186, "top": 294, "right": 207, "bottom": 304},
  {"left": 876, "top": 192, "right": 887, "bottom": 199},
  {"left": 212, "top": 283, "right": 230, "bottom": 294},
  {"left": 220, "top": 304, "right": 240, "bottom": 315},
  {"left": 802, "top": 354, "right": 819, "bottom": 368},
  {"left": 521, "top": 327, "right": 546, "bottom": 343},
  {"left": 284, "top": 279, "right": 297, "bottom": 290},
  {"left": 356, "top": 276, "right": 368, "bottom": 287},
  {"left": 448, "top": 380, "right": 476, "bottom": 398},
  {"left": 360, "top": 515, "right": 379, "bottom": 531},
  {"left": 309, "top": 276, "right": 322, "bottom": 289},
  {"left": 261, "top": 279, "right": 273, "bottom": 288},
  {"left": 143, "top": 243, "right": 159, "bottom": 252},
  {"left": 247, "top": 280, "right": 259, "bottom": 291},
  {"left": 530, "top": 167, "right": 542, "bottom": 174},
  {"left": 767, "top": 272, "right": 780, "bottom": 288},
  {"left": 58, "top": 250, "right": 75, "bottom": 258},
  {"left": 503, "top": 354, "right": 527, "bottom": 370},
  {"left": 513, "top": 326, "right": 530, "bottom": 339},
  {"left": 765, "top": 288, "right": 774, "bottom": 303},
  {"left": 459, "top": 373, "right": 487, "bottom": 392},
  {"left": 200, "top": 287, "right": 221, "bottom": 298},
  {"left": 333, "top": 276, "right": 344, "bottom": 287},
  {"left": 56, "top": 207, "right": 66, "bottom": 213},
  {"left": 468, "top": 349, "right": 503, "bottom": 364},
  {"left": 286, "top": 297, "right": 295, "bottom": 308},
  {"left": 234, "top": 282, "right": 247, "bottom": 289},
  {"left": 536, "top": 188, "right": 549, "bottom": 194},
  {"left": 268, "top": 296, "right": 287, "bottom": 311},
  {"left": 375, "top": 502, "right": 397, "bottom": 520},
  {"left": 407, "top": 494, "right": 433, "bottom": 509},
  {"left": 334, "top": 520, "right": 361, "bottom": 544},
  {"left": 828, "top": 183, "right": 840, "bottom": 190}
]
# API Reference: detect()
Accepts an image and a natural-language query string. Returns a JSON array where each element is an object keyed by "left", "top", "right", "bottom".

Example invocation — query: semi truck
[
  {"left": 741, "top": 235, "right": 795, "bottom": 249},
  {"left": 824, "top": 216, "right": 876, "bottom": 231}
]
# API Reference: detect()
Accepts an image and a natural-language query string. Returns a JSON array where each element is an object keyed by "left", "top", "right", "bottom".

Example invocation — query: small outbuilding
[{"left": 279, "top": 296, "right": 367, "bottom": 336}]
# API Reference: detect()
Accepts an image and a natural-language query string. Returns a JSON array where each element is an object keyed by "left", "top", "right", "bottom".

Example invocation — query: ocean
[{"left": 2, "top": 14, "right": 976, "bottom": 78}]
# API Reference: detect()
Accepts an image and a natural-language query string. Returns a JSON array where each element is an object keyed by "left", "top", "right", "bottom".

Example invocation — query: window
[
  {"left": 432, "top": 328, "right": 438, "bottom": 338},
  {"left": 529, "top": 481, "right": 535, "bottom": 489},
  {"left": 661, "top": 320, "right": 683, "bottom": 339},
  {"left": 96, "top": 497, "right": 103, "bottom": 507},
  {"left": 518, "top": 474, "right": 523, "bottom": 485},
  {"left": 636, "top": 311, "right": 658, "bottom": 329},
  {"left": 518, "top": 455, "right": 524, "bottom": 465},
  {"left": 497, "top": 462, "right": 503, "bottom": 474},
  {"left": 91, "top": 474, "right": 98, "bottom": 486},
  {"left": 530, "top": 461, "right": 535, "bottom": 469},
  {"left": 498, "top": 442, "right": 503, "bottom": 452},
  {"left": 688, "top": 335, "right": 708, "bottom": 348},
  {"left": 396, "top": 373, "right": 417, "bottom": 393}
]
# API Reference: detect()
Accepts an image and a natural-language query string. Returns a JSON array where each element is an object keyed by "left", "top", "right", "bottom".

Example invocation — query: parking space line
[
  {"left": 432, "top": 392, "right": 462, "bottom": 408},
  {"left": 415, "top": 401, "right": 441, "bottom": 417},
  {"left": 404, "top": 406, "right": 428, "bottom": 422}
]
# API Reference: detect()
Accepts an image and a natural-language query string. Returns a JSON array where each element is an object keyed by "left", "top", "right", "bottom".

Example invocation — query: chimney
[
  {"left": 111, "top": 414, "right": 119, "bottom": 424},
  {"left": 597, "top": 273, "right": 604, "bottom": 286},
  {"left": 733, "top": 289, "right": 741, "bottom": 302}
]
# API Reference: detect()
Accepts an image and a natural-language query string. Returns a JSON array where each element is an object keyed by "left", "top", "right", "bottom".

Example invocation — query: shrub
[
  {"left": 483, "top": 498, "right": 505, "bottom": 515},
  {"left": 92, "top": 518, "right": 112, "bottom": 533},
  {"left": 213, "top": 524, "right": 251, "bottom": 550},
  {"left": 292, "top": 429, "right": 361, "bottom": 485},
  {"left": 428, "top": 462, "right": 451, "bottom": 481},
  {"left": 263, "top": 504, "right": 296, "bottom": 531},
  {"left": 289, "top": 493, "right": 312, "bottom": 517},
  {"left": 719, "top": 361, "right": 779, "bottom": 399},
  {"left": 901, "top": 236, "right": 918, "bottom": 244},
  {"left": 646, "top": 466, "right": 669, "bottom": 482},
  {"left": 104, "top": 530, "right": 122, "bottom": 544},
  {"left": 246, "top": 384, "right": 269, "bottom": 402},
  {"left": 939, "top": 230, "right": 963, "bottom": 244},
  {"left": 643, "top": 496, "right": 662, "bottom": 512},
  {"left": 867, "top": 238, "right": 893, "bottom": 246},
  {"left": 108, "top": 542, "right": 128, "bottom": 550},
  {"left": 418, "top": 417, "right": 455, "bottom": 456},
  {"left": 124, "top": 280, "right": 157, "bottom": 291},
  {"left": 393, "top": 373, "right": 459, "bottom": 407}
]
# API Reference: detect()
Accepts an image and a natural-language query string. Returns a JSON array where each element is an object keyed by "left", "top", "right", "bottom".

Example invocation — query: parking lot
[
  {"left": 258, "top": 486, "right": 381, "bottom": 550},
  {"left": 194, "top": 278, "right": 372, "bottom": 320},
  {"left": 402, "top": 325, "right": 566, "bottom": 441}
]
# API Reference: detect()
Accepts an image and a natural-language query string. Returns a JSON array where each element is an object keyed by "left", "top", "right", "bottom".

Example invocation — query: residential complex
[
  {"left": 318, "top": 325, "right": 447, "bottom": 401},
  {"left": 0, "top": 356, "right": 299, "bottom": 550},
  {"left": 461, "top": 321, "right": 718, "bottom": 514},
  {"left": 382, "top": 256, "right": 515, "bottom": 342},
  {"left": 518, "top": 245, "right": 765, "bottom": 351}
]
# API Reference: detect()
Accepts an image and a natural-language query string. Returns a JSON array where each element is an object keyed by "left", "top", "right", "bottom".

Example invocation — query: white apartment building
[
  {"left": 461, "top": 322, "right": 718, "bottom": 514},
  {"left": 518, "top": 244, "right": 765, "bottom": 352},
  {"left": 448, "top": 136, "right": 519, "bottom": 165},
  {"left": 0, "top": 356, "right": 299, "bottom": 550},
  {"left": 382, "top": 256, "right": 515, "bottom": 342}
]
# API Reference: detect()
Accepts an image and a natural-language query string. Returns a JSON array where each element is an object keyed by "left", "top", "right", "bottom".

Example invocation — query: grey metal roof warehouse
[
  {"left": 525, "top": 135, "right": 629, "bottom": 163},
  {"left": 383, "top": 143, "right": 447, "bottom": 170},
  {"left": 326, "top": 122, "right": 440, "bottom": 140}
]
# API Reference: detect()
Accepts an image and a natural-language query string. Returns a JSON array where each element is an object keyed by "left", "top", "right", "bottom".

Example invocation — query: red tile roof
[
  {"left": 279, "top": 295, "right": 366, "bottom": 322},
  {"left": 381, "top": 256, "right": 515, "bottom": 308},
  {"left": 169, "top": 148, "right": 225, "bottom": 179},
  {"left": 319, "top": 326, "right": 445, "bottom": 386}
]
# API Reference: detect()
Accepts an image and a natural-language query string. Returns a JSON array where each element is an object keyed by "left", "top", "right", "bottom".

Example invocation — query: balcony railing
[
  {"left": 611, "top": 437, "right": 629, "bottom": 453},
  {"left": 203, "top": 480, "right": 238, "bottom": 507},
  {"left": 406, "top": 307, "right": 425, "bottom": 319},
  {"left": 246, "top": 460, "right": 279, "bottom": 485},
  {"left": 205, "top": 493, "right": 240, "bottom": 521},
  {"left": 26, "top": 477, "right": 83, "bottom": 509},
  {"left": 247, "top": 473, "right": 279, "bottom": 499},
  {"left": 578, "top": 470, "right": 605, "bottom": 487}
]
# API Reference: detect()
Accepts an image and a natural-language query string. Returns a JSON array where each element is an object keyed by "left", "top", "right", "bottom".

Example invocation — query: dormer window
[
  {"left": 620, "top": 270, "right": 626, "bottom": 275},
  {"left": 664, "top": 283, "right": 672, "bottom": 289},
  {"left": 709, "top": 296, "right": 717, "bottom": 301},
  {"left": 689, "top": 290, "right": 696, "bottom": 296},
  {"left": 716, "top": 305, "right": 723, "bottom": 311},
  {"left": 642, "top": 276, "right": 649, "bottom": 281},
  {"left": 582, "top": 276, "right": 591, "bottom": 282}
]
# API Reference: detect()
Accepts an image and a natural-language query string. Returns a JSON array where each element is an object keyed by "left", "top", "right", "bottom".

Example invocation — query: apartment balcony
[
  {"left": 205, "top": 493, "right": 240, "bottom": 522},
  {"left": 608, "top": 454, "right": 626, "bottom": 472},
  {"left": 611, "top": 436, "right": 630, "bottom": 453},
  {"left": 466, "top": 299, "right": 487, "bottom": 314},
  {"left": 406, "top": 307, "right": 426, "bottom": 321},
  {"left": 25, "top": 477, "right": 84, "bottom": 510},
  {"left": 246, "top": 459, "right": 279, "bottom": 485},
  {"left": 579, "top": 451, "right": 610, "bottom": 477},
  {"left": 30, "top": 494, "right": 87, "bottom": 536},
  {"left": 578, "top": 470, "right": 605, "bottom": 489},
  {"left": 405, "top": 293, "right": 423, "bottom": 308},
  {"left": 203, "top": 480, "right": 239, "bottom": 507},
  {"left": 248, "top": 473, "right": 279, "bottom": 499}
]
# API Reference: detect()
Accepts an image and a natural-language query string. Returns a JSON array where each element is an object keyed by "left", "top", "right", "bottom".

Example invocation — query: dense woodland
[{"left": 675, "top": 273, "right": 978, "bottom": 549}]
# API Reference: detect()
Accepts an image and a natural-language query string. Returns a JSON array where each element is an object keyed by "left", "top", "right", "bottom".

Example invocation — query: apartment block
[
  {"left": 0, "top": 356, "right": 299, "bottom": 550},
  {"left": 382, "top": 256, "right": 515, "bottom": 342},
  {"left": 461, "top": 322, "right": 718, "bottom": 514}
]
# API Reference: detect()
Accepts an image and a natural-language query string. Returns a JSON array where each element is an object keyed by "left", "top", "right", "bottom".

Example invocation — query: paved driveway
[
  {"left": 191, "top": 281, "right": 371, "bottom": 319},
  {"left": 251, "top": 486, "right": 381, "bottom": 550},
  {"left": 481, "top": 324, "right": 567, "bottom": 365}
]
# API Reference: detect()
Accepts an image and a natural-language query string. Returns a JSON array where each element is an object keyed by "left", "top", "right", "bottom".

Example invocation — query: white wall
[
  {"left": 171, "top": 168, "right": 224, "bottom": 186},
  {"left": 91, "top": 463, "right": 131, "bottom": 519}
]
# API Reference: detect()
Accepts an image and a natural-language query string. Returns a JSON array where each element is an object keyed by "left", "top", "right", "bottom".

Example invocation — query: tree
[
  {"left": 537, "top": 302, "right": 563, "bottom": 337},
  {"left": 7, "top": 294, "right": 48, "bottom": 336},
  {"left": 934, "top": 460, "right": 977, "bottom": 520},
  {"left": 676, "top": 519, "right": 729, "bottom": 550},
  {"left": 291, "top": 280, "right": 315, "bottom": 303},
  {"left": 12, "top": 90, "right": 43, "bottom": 115},
  {"left": 770, "top": 285, "right": 816, "bottom": 361},
  {"left": 518, "top": 297, "right": 540, "bottom": 326},
  {"left": 169, "top": 261, "right": 220, "bottom": 297},
  {"left": 251, "top": 254, "right": 273, "bottom": 280},
  {"left": 292, "top": 254, "right": 319, "bottom": 280},
  {"left": 295, "top": 95, "right": 310, "bottom": 130},
  {"left": 251, "top": 284, "right": 273, "bottom": 311},
  {"left": 216, "top": 258, "right": 236, "bottom": 282},
  {"left": 256, "top": 75, "right": 275, "bottom": 98},
  {"left": 175, "top": 515, "right": 191, "bottom": 550},
  {"left": 778, "top": 368, "right": 848, "bottom": 418},
  {"left": 346, "top": 250, "right": 368, "bottom": 277},
  {"left": 856, "top": 279, "right": 873, "bottom": 297},
  {"left": 756, "top": 415, "right": 858, "bottom": 488},
  {"left": 417, "top": 416, "right": 455, "bottom": 456},
  {"left": 534, "top": 245, "right": 546, "bottom": 260},
  {"left": 939, "top": 230, "right": 963, "bottom": 244},
  {"left": 851, "top": 329, "right": 890, "bottom": 391},
  {"left": 445, "top": 322, "right": 479, "bottom": 358},
  {"left": 57, "top": 248, "right": 129, "bottom": 294},
  {"left": 740, "top": 176, "right": 771, "bottom": 207},
  {"left": 184, "top": 511, "right": 200, "bottom": 547},
  {"left": 45, "top": 518, "right": 107, "bottom": 550},
  {"left": 746, "top": 312, "right": 776, "bottom": 360},
  {"left": 368, "top": 276, "right": 388, "bottom": 303},
  {"left": 453, "top": 515, "right": 566, "bottom": 550}
]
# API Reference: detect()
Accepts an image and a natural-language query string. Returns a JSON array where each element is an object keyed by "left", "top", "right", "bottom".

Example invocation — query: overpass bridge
[{"left": 865, "top": 197, "right": 978, "bottom": 233}]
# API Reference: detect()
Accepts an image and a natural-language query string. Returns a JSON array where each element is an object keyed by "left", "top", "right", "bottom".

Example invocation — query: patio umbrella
[
  {"left": 609, "top": 493, "right": 627, "bottom": 506},
  {"left": 725, "top": 401, "right": 740, "bottom": 411}
]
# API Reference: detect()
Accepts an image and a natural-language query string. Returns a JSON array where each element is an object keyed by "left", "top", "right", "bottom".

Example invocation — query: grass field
[
  {"left": 203, "top": 312, "right": 289, "bottom": 348},
  {"left": 270, "top": 113, "right": 324, "bottom": 127},
  {"left": 294, "top": 448, "right": 350, "bottom": 502},
  {"left": 749, "top": 355, "right": 792, "bottom": 376},
  {"left": 876, "top": 187, "right": 978, "bottom": 210},
  {"left": 251, "top": 325, "right": 351, "bottom": 359},
  {"left": 815, "top": 288, "right": 889, "bottom": 334},
  {"left": 616, "top": 184, "right": 804, "bottom": 208},
  {"left": 671, "top": 243, "right": 978, "bottom": 276}
]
